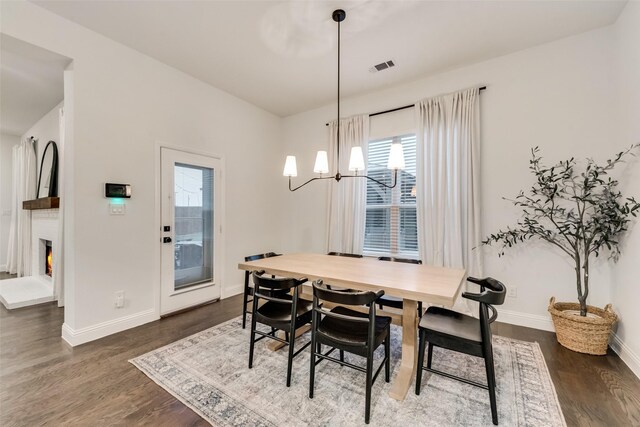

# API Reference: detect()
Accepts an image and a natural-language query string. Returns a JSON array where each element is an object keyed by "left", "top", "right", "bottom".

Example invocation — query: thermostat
[{"left": 105, "top": 183, "right": 131, "bottom": 198}]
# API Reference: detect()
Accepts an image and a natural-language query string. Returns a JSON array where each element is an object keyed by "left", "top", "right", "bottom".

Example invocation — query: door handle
[{"left": 163, "top": 237, "right": 172, "bottom": 243}]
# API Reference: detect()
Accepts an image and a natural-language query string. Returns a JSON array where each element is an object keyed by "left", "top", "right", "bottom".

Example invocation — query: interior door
[{"left": 160, "top": 147, "right": 222, "bottom": 315}]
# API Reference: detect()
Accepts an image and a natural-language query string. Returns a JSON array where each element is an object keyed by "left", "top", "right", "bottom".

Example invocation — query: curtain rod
[{"left": 325, "top": 86, "right": 486, "bottom": 126}]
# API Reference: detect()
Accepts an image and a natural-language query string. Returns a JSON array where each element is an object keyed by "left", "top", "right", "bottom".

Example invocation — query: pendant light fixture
[{"left": 283, "top": 9, "right": 406, "bottom": 192}]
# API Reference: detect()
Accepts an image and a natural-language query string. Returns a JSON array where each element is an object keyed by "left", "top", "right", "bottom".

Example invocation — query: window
[{"left": 364, "top": 134, "right": 418, "bottom": 258}]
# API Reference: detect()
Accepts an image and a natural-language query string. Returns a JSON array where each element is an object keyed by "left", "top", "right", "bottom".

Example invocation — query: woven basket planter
[{"left": 548, "top": 297, "right": 617, "bottom": 355}]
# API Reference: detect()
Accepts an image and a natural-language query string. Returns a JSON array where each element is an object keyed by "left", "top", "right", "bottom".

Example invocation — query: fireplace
[
  {"left": 30, "top": 210, "right": 58, "bottom": 284},
  {"left": 45, "top": 240, "right": 53, "bottom": 277}
]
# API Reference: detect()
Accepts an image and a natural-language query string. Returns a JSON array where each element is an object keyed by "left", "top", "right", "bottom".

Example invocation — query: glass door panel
[{"left": 173, "top": 163, "right": 214, "bottom": 290}]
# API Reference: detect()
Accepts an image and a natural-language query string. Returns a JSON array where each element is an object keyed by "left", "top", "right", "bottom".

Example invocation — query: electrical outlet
[
  {"left": 508, "top": 286, "right": 517, "bottom": 298},
  {"left": 115, "top": 291, "right": 125, "bottom": 308}
]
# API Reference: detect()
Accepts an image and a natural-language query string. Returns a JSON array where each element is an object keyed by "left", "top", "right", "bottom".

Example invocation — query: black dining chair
[
  {"left": 415, "top": 277, "right": 506, "bottom": 425},
  {"left": 248, "top": 271, "right": 312, "bottom": 387},
  {"left": 327, "top": 251, "right": 364, "bottom": 258},
  {"left": 242, "top": 252, "right": 281, "bottom": 329},
  {"left": 309, "top": 280, "right": 391, "bottom": 424},
  {"left": 376, "top": 256, "right": 423, "bottom": 315}
]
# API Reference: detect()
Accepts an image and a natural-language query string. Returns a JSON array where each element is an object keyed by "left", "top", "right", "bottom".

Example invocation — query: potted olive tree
[{"left": 483, "top": 144, "right": 640, "bottom": 355}]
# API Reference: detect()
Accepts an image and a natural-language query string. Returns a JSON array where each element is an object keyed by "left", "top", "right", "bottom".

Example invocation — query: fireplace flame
[{"left": 46, "top": 247, "right": 52, "bottom": 277}]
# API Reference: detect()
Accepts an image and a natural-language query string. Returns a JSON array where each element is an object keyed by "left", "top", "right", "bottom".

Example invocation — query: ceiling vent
[{"left": 369, "top": 60, "right": 395, "bottom": 73}]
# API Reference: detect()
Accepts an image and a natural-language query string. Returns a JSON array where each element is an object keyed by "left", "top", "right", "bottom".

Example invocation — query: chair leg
[
  {"left": 485, "top": 350, "right": 498, "bottom": 425},
  {"left": 248, "top": 312, "right": 257, "bottom": 369},
  {"left": 286, "top": 326, "right": 296, "bottom": 387},
  {"left": 365, "top": 349, "right": 374, "bottom": 424},
  {"left": 309, "top": 329, "right": 316, "bottom": 399},
  {"left": 242, "top": 295, "right": 248, "bottom": 329},
  {"left": 416, "top": 330, "right": 426, "bottom": 395},
  {"left": 426, "top": 342, "right": 433, "bottom": 369},
  {"left": 417, "top": 301, "right": 423, "bottom": 317},
  {"left": 242, "top": 272, "right": 250, "bottom": 329},
  {"left": 384, "top": 326, "right": 391, "bottom": 382},
  {"left": 339, "top": 350, "right": 344, "bottom": 366}
]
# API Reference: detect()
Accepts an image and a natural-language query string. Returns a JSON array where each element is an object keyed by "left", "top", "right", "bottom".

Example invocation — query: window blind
[{"left": 364, "top": 134, "right": 418, "bottom": 258}]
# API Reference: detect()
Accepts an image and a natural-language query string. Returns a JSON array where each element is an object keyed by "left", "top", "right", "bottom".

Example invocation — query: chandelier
[{"left": 283, "top": 9, "right": 406, "bottom": 192}]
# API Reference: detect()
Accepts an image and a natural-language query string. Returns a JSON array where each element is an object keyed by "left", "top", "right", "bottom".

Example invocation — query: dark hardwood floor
[{"left": 1, "top": 294, "right": 639, "bottom": 426}]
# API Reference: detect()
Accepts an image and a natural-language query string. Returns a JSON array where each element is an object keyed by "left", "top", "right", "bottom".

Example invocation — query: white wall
[
  {"left": 22, "top": 101, "right": 63, "bottom": 195},
  {"left": 282, "top": 26, "right": 623, "bottom": 329},
  {"left": 1, "top": 1, "right": 284, "bottom": 345},
  {"left": 0, "top": 133, "right": 20, "bottom": 271},
  {"left": 611, "top": 1, "right": 640, "bottom": 378}
]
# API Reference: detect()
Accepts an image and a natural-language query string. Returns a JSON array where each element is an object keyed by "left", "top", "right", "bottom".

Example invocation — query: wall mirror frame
[{"left": 37, "top": 140, "right": 59, "bottom": 198}]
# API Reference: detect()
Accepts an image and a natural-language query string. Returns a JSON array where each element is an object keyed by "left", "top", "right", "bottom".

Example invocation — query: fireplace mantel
[{"left": 23, "top": 197, "right": 60, "bottom": 210}]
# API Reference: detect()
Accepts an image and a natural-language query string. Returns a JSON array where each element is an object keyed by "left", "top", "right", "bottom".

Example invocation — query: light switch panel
[{"left": 109, "top": 203, "right": 126, "bottom": 215}]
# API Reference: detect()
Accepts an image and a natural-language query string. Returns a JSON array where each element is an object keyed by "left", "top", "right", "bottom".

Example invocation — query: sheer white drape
[
  {"left": 416, "top": 88, "right": 482, "bottom": 312},
  {"left": 54, "top": 108, "right": 65, "bottom": 306},
  {"left": 326, "top": 115, "right": 369, "bottom": 254},
  {"left": 6, "top": 138, "right": 37, "bottom": 276}
]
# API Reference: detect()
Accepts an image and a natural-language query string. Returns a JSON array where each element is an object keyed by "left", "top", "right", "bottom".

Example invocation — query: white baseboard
[
  {"left": 222, "top": 283, "right": 243, "bottom": 299},
  {"left": 497, "top": 308, "right": 555, "bottom": 332},
  {"left": 497, "top": 308, "right": 639, "bottom": 380},
  {"left": 61, "top": 308, "right": 158, "bottom": 347},
  {"left": 610, "top": 333, "right": 640, "bottom": 379}
]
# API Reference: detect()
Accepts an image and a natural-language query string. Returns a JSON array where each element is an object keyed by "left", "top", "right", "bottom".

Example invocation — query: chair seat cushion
[
  {"left": 256, "top": 297, "right": 312, "bottom": 323},
  {"left": 419, "top": 306, "right": 481, "bottom": 343},
  {"left": 318, "top": 306, "right": 391, "bottom": 348}
]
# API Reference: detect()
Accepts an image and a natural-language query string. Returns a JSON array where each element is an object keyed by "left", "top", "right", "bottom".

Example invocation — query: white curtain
[
  {"left": 6, "top": 138, "right": 37, "bottom": 276},
  {"left": 54, "top": 108, "right": 65, "bottom": 306},
  {"left": 416, "top": 88, "right": 482, "bottom": 312},
  {"left": 326, "top": 114, "right": 369, "bottom": 254}
]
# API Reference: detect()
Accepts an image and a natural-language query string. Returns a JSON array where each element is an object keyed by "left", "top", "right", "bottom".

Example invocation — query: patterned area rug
[{"left": 131, "top": 316, "right": 566, "bottom": 426}]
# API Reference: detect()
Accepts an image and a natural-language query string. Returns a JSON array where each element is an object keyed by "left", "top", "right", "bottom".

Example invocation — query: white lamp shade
[
  {"left": 387, "top": 143, "right": 406, "bottom": 170},
  {"left": 283, "top": 155, "right": 298, "bottom": 177},
  {"left": 348, "top": 146, "right": 365, "bottom": 172},
  {"left": 313, "top": 151, "right": 329, "bottom": 174}
]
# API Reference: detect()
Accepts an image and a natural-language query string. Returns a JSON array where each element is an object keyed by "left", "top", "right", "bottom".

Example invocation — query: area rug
[{"left": 131, "top": 316, "right": 566, "bottom": 426}]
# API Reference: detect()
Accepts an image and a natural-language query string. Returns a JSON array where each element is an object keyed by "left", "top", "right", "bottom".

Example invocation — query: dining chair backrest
[
  {"left": 312, "top": 279, "right": 382, "bottom": 307},
  {"left": 327, "top": 252, "right": 363, "bottom": 258},
  {"left": 462, "top": 276, "right": 506, "bottom": 343},
  {"left": 245, "top": 252, "right": 281, "bottom": 263},
  {"left": 252, "top": 270, "right": 304, "bottom": 292},
  {"left": 463, "top": 277, "right": 506, "bottom": 306},
  {"left": 377, "top": 256, "right": 422, "bottom": 264}
]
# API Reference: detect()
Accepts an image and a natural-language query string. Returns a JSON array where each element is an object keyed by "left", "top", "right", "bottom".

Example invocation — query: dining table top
[{"left": 238, "top": 252, "right": 466, "bottom": 306}]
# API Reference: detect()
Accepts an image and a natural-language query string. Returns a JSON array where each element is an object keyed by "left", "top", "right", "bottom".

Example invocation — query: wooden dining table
[{"left": 237, "top": 252, "right": 466, "bottom": 401}]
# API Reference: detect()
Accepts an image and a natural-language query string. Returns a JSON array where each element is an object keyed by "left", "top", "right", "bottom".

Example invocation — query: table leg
[
  {"left": 389, "top": 299, "right": 418, "bottom": 401},
  {"left": 266, "top": 324, "right": 311, "bottom": 351}
]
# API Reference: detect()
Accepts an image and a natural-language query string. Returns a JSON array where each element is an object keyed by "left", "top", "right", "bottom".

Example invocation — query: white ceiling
[
  {"left": 1, "top": 35, "right": 69, "bottom": 137},
  {"left": 30, "top": 0, "right": 626, "bottom": 117}
]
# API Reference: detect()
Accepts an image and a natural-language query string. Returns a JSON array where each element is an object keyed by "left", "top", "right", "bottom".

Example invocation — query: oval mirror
[{"left": 37, "top": 140, "right": 59, "bottom": 198}]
